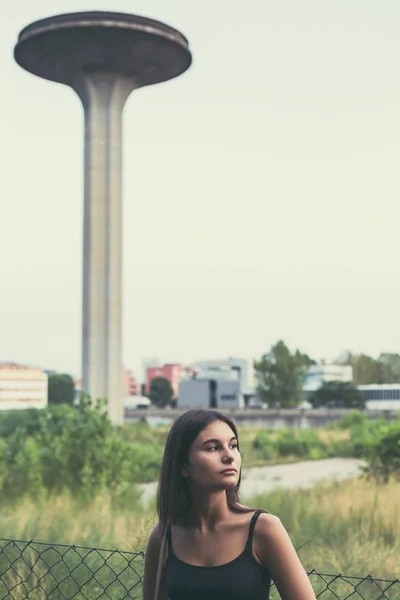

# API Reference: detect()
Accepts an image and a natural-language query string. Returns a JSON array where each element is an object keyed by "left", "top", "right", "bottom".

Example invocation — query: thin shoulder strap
[
  {"left": 245, "top": 510, "right": 267, "bottom": 553},
  {"left": 154, "top": 523, "right": 169, "bottom": 600},
  {"left": 166, "top": 522, "right": 172, "bottom": 552}
]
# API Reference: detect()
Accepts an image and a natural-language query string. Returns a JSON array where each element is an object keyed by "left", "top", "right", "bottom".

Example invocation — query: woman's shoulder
[
  {"left": 252, "top": 511, "right": 288, "bottom": 549},
  {"left": 255, "top": 511, "right": 282, "bottom": 528},
  {"left": 236, "top": 504, "right": 281, "bottom": 525},
  {"left": 145, "top": 521, "right": 167, "bottom": 552},
  {"left": 234, "top": 506, "right": 282, "bottom": 531}
]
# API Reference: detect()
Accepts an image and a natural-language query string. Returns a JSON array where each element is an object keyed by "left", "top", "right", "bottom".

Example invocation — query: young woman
[{"left": 143, "top": 408, "right": 316, "bottom": 600}]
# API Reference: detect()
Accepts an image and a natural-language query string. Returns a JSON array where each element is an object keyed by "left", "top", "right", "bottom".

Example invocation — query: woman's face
[{"left": 182, "top": 420, "right": 241, "bottom": 491}]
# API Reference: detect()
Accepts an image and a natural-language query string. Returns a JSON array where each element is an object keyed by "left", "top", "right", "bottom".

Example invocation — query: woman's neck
[{"left": 186, "top": 491, "right": 231, "bottom": 531}]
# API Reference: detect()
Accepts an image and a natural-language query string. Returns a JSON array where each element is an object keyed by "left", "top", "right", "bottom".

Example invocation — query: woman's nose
[{"left": 222, "top": 447, "right": 235, "bottom": 461}]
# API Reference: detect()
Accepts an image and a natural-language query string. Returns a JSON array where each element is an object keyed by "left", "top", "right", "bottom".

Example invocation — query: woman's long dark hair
[{"left": 156, "top": 408, "right": 253, "bottom": 525}]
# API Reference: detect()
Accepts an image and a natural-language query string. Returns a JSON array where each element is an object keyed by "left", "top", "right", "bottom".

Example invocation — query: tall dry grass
[
  {"left": 1, "top": 477, "right": 398, "bottom": 578},
  {"left": 250, "top": 478, "right": 399, "bottom": 578}
]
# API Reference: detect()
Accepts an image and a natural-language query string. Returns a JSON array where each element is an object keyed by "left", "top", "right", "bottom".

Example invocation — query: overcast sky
[{"left": 1, "top": 0, "right": 400, "bottom": 379}]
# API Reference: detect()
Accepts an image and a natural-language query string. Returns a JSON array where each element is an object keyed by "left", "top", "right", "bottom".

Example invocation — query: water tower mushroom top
[{"left": 14, "top": 11, "right": 192, "bottom": 88}]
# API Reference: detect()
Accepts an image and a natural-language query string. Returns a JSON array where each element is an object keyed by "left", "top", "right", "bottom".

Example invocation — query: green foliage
[
  {"left": 328, "top": 409, "right": 367, "bottom": 430},
  {"left": 378, "top": 352, "right": 400, "bottom": 383},
  {"left": 0, "top": 428, "right": 44, "bottom": 501},
  {"left": 309, "top": 381, "right": 365, "bottom": 409},
  {"left": 349, "top": 418, "right": 390, "bottom": 458},
  {"left": 0, "top": 409, "right": 42, "bottom": 438},
  {"left": 254, "top": 340, "right": 314, "bottom": 408},
  {"left": 350, "top": 418, "right": 400, "bottom": 482},
  {"left": 253, "top": 428, "right": 332, "bottom": 461},
  {"left": 252, "top": 430, "right": 278, "bottom": 460},
  {"left": 0, "top": 396, "right": 163, "bottom": 504},
  {"left": 276, "top": 429, "right": 324, "bottom": 458},
  {"left": 129, "top": 443, "right": 163, "bottom": 482},
  {"left": 339, "top": 351, "right": 400, "bottom": 384},
  {"left": 328, "top": 413, "right": 400, "bottom": 482},
  {"left": 365, "top": 423, "right": 400, "bottom": 483},
  {"left": 0, "top": 393, "right": 398, "bottom": 507},
  {"left": 149, "top": 376, "right": 174, "bottom": 407},
  {"left": 48, "top": 373, "right": 75, "bottom": 405},
  {"left": 0, "top": 405, "right": 77, "bottom": 440},
  {"left": 120, "top": 421, "right": 168, "bottom": 446},
  {"left": 37, "top": 396, "right": 129, "bottom": 497}
]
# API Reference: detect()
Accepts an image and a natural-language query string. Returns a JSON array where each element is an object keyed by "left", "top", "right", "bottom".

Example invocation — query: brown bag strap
[{"left": 154, "top": 523, "right": 169, "bottom": 600}]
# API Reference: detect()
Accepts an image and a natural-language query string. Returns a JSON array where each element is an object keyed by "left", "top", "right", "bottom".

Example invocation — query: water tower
[{"left": 14, "top": 12, "right": 192, "bottom": 424}]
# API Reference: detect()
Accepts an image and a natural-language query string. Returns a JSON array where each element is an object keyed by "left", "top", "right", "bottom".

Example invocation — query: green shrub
[
  {"left": 298, "top": 430, "right": 325, "bottom": 456},
  {"left": 252, "top": 430, "right": 278, "bottom": 460},
  {"left": 350, "top": 418, "right": 390, "bottom": 458},
  {"left": 0, "top": 429, "right": 44, "bottom": 501},
  {"left": 0, "top": 396, "right": 151, "bottom": 503},
  {"left": 276, "top": 429, "right": 323, "bottom": 458},
  {"left": 129, "top": 443, "right": 163, "bottom": 482},
  {"left": 308, "top": 446, "right": 324, "bottom": 460},
  {"left": 275, "top": 429, "right": 303, "bottom": 456},
  {"left": 121, "top": 421, "right": 168, "bottom": 446},
  {"left": 363, "top": 421, "right": 400, "bottom": 483},
  {"left": 0, "top": 409, "right": 42, "bottom": 438},
  {"left": 327, "top": 410, "right": 367, "bottom": 430},
  {"left": 253, "top": 428, "right": 333, "bottom": 461},
  {"left": 325, "top": 438, "right": 354, "bottom": 458}
]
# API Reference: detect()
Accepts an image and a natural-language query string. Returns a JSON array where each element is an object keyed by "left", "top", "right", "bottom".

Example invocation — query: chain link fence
[{"left": 0, "top": 537, "right": 398, "bottom": 600}]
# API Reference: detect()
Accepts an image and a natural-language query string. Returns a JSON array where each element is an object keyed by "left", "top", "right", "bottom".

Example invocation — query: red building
[
  {"left": 123, "top": 369, "right": 141, "bottom": 396},
  {"left": 146, "top": 364, "right": 182, "bottom": 398}
]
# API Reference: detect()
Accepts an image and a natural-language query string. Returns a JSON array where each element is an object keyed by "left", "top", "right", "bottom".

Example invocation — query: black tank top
[{"left": 165, "top": 510, "right": 271, "bottom": 600}]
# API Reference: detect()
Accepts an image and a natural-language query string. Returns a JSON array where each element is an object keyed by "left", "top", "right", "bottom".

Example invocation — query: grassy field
[
  {"left": 0, "top": 477, "right": 397, "bottom": 600},
  {"left": 0, "top": 412, "right": 398, "bottom": 598},
  {"left": 1, "top": 477, "right": 397, "bottom": 577}
]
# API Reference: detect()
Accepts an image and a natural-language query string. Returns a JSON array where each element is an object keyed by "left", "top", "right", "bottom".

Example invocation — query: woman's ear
[{"left": 181, "top": 464, "right": 189, "bottom": 478}]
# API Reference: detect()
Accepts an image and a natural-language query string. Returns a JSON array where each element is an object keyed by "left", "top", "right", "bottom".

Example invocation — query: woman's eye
[{"left": 206, "top": 444, "right": 238, "bottom": 451}]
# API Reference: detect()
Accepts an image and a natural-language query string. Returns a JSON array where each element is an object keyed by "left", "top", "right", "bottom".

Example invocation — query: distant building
[
  {"left": 303, "top": 364, "right": 353, "bottom": 394},
  {"left": 146, "top": 364, "right": 182, "bottom": 398},
  {"left": 191, "top": 358, "right": 252, "bottom": 394},
  {"left": 123, "top": 369, "right": 141, "bottom": 396},
  {"left": 178, "top": 378, "right": 243, "bottom": 410},
  {"left": 0, "top": 362, "right": 48, "bottom": 410},
  {"left": 176, "top": 357, "right": 252, "bottom": 409},
  {"left": 357, "top": 384, "right": 400, "bottom": 410},
  {"left": 142, "top": 357, "right": 161, "bottom": 382},
  {"left": 180, "top": 357, "right": 256, "bottom": 408},
  {"left": 124, "top": 395, "right": 151, "bottom": 409}
]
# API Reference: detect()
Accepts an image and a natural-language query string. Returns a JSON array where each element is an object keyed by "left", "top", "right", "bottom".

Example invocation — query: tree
[
  {"left": 309, "top": 381, "right": 365, "bottom": 409},
  {"left": 339, "top": 351, "right": 395, "bottom": 384},
  {"left": 149, "top": 376, "right": 174, "bottom": 407},
  {"left": 254, "top": 340, "right": 315, "bottom": 408},
  {"left": 48, "top": 373, "right": 75, "bottom": 405},
  {"left": 378, "top": 353, "right": 400, "bottom": 383}
]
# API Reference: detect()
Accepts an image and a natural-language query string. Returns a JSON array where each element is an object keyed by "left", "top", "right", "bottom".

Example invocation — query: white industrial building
[
  {"left": 190, "top": 358, "right": 253, "bottom": 394},
  {"left": 303, "top": 364, "right": 353, "bottom": 393},
  {"left": 0, "top": 362, "right": 48, "bottom": 410},
  {"left": 357, "top": 384, "right": 400, "bottom": 410}
]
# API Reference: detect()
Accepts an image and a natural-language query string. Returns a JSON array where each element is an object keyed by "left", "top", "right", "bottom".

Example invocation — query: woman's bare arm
[
  {"left": 256, "top": 514, "right": 316, "bottom": 600},
  {"left": 142, "top": 522, "right": 168, "bottom": 600}
]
